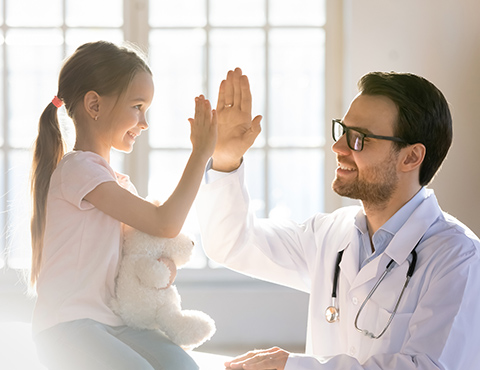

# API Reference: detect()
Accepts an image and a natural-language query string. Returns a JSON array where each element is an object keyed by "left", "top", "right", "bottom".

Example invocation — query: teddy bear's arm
[{"left": 134, "top": 257, "right": 175, "bottom": 289}]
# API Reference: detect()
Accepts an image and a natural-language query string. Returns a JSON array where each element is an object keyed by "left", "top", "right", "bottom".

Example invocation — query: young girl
[{"left": 30, "top": 41, "right": 216, "bottom": 370}]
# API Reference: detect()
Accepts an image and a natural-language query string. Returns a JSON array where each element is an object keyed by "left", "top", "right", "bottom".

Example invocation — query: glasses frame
[{"left": 332, "top": 119, "right": 407, "bottom": 152}]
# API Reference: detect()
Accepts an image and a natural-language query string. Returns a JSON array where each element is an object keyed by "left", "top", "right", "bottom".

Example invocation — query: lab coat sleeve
[
  {"left": 285, "top": 238, "right": 480, "bottom": 369},
  {"left": 196, "top": 162, "right": 322, "bottom": 292}
]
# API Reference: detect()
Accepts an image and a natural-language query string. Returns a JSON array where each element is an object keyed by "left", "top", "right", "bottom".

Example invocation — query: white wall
[{"left": 342, "top": 0, "right": 480, "bottom": 235}]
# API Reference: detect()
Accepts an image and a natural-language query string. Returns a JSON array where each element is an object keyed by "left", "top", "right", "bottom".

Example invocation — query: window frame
[{"left": 0, "top": 0, "right": 344, "bottom": 281}]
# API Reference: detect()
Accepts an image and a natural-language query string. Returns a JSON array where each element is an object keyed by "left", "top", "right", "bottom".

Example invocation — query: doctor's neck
[{"left": 362, "top": 183, "right": 422, "bottom": 239}]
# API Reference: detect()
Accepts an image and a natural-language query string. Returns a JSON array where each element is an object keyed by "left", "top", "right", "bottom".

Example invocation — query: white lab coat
[{"left": 196, "top": 162, "right": 480, "bottom": 370}]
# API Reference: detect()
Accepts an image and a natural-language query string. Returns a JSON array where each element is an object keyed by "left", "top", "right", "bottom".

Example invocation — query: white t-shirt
[{"left": 33, "top": 151, "right": 135, "bottom": 335}]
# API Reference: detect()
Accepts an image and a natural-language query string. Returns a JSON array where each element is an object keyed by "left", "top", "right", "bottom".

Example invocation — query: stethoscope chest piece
[{"left": 325, "top": 305, "right": 339, "bottom": 323}]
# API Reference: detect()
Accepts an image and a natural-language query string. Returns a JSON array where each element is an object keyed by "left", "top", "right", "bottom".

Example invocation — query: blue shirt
[{"left": 356, "top": 187, "right": 428, "bottom": 269}]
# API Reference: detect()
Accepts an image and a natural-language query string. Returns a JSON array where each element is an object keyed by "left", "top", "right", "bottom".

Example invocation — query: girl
[{"left": 30, "top": 41, "right": 216, "bottom": 370}]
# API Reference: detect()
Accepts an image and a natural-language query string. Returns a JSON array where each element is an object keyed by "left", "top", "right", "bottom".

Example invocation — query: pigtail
[{"left": 30, "top": 102, "right": 65, "bottom": 288}]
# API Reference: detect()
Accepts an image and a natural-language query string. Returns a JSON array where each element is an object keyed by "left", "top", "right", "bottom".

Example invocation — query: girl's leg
[
  {"left": 114, "top": 326, "right": 199, "bottom": 370},
  {"left": 35, "top": 319, "right": 154, "bottom": 370}
]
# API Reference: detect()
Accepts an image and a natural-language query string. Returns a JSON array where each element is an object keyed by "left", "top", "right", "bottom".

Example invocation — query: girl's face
[{"left": 102, "top": 71, "right": 154, "bottom": 153}]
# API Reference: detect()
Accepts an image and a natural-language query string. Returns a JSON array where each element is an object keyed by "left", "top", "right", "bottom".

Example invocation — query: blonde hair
[{"left": 30, "top": 41, "right": 151, "bottom": 287}]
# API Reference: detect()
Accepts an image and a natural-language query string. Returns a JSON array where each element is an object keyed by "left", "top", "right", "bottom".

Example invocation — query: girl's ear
[
  {"left": 400, "top": 143, "right": 426, "bottom": 172},
  {"left": 84, "top": 91, "right": 100, "bottom": 120}
]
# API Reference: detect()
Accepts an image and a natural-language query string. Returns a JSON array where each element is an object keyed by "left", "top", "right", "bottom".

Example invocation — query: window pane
[
  {"left": 210, "top": 0, "right": 265, "bottom": 26},
  {"left": 244, "top": 149, "right": 266, "bottom": 217},
  {"left": 6, "top": 29, "right": 63, "bottom": 148},
  {"left": 269, "top": 149, "right": 324, "bottom": 222},
  {"left": 7, "top": 150, "right": 31, "bottom": 269},
  {"left": 149, "top": 29, "right": 205, "bottom": 148},
  {"left": 209, "top": 28, "right": 266, "bottom": 142},
  {"left": 269, "top": 29, "right": 325, "bottom": 147},
  {"left": 148, "top": 150, "right": 207, "bottom": 269},
  {"left": 66, "top": 0, "right": 123, "bottom": 27},
  {"left": 7, "top": 0, "right": 62, "bottom": 27},
  {"left": 66, "top": 29, "right": 124, "bottom": 55},
  {"left": 269, "top": 0, "right": 325, "bottom": 26},
  {"left": 0, "top": 36, "right": 3, "bottom": 147},
  {"left": 149, "top": 0, "right": 206, "bottom": 27},
  {"left": 0, "top": 150, "right": 4, "bottom": 269}
]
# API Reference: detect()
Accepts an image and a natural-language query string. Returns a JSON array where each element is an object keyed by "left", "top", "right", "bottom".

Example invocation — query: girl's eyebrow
[{"left": 130, "top": 97, "right": 147, "bottom": 102}]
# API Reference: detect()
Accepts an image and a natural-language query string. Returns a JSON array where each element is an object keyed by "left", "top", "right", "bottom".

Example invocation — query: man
[{"left": 196, "top": 69, "right": 480, "bottom": 369}]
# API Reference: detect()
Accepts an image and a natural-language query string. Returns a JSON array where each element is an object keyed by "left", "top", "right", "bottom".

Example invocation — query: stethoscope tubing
[{"left": 326, "top": 241, "right": 420, "bottom": 339}]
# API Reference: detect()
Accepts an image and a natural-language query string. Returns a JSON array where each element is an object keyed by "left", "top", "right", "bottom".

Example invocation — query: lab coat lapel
[
  {"left": 385, "top": 192, "right": 442, "bottom": 264},
  {"left": 338, "top": 227, "right": 360, "bottom": 287},
  {"left": 347, "top": 190, "right": 442, "bottom": 290}
]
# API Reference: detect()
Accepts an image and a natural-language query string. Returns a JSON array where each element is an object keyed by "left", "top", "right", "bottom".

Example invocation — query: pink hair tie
[{"left": 52, "top": 96, "right": 63, "bottom": 108}]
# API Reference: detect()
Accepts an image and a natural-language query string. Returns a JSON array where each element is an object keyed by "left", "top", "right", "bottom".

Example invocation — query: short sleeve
[{"left": 59, "top": 152, "right": 117, "bottom": 210}]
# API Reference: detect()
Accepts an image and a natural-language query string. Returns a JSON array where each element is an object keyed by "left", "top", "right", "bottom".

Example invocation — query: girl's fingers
[{"left": 204, "top": 99, "right": 212, "bottom": 119}]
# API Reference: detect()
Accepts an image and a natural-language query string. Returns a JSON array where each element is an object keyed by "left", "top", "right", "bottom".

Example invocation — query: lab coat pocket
[{"left": 375, "top": 307, "right": 412, "bottom": 343}]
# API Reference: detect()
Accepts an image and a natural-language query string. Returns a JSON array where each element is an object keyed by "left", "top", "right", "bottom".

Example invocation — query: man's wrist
[{"left": 211, "top": 156, "right": 242, "bottom": 172}]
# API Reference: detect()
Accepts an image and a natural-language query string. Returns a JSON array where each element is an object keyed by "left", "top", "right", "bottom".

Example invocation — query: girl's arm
[{"left": 84, "top": 96, "right": 217, "bottom": 238}]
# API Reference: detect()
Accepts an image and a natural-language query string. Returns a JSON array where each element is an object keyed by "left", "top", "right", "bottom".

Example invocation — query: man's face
[{"left": 331, "top": 93, "right": 401, "bottom": 207}]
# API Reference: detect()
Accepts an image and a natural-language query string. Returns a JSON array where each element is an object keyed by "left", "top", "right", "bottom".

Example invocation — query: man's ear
[
  {"left": 83, "top": 91, "right": 100, "bottom": 120},
  {"left": 400, "top": 143, "right": 426, "bottom": 172}
]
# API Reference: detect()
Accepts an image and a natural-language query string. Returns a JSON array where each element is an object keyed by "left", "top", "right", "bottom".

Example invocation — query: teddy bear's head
[{"left": 123, "top": 226, "right": 195, "bottom": 268}]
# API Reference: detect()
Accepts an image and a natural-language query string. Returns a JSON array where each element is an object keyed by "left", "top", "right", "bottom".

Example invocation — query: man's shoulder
[{"left": 310, "top": 205, "right": 361, "bottom": 232}]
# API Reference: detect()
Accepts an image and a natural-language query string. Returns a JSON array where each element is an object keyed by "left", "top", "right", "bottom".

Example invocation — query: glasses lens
[
  {"left": 349, "top": 131, "right": 363, "bottom": 151},
  {"left": 333, "top": 120, "right": 344, "bottom": 142}
]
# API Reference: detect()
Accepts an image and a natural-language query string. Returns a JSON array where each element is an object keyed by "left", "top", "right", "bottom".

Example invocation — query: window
[{"left": 0, "top": 0, "right": 327, "bottom": 274}]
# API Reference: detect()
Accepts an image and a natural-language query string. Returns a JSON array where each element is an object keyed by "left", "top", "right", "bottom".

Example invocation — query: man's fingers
[
  {"left": 240, "top": 75, "right": 252, "bottom": 113},
  {"left": 233, "top": 68, "right": 242, "bottom": 108},
  {"left": 217, "top": 80, "right": 226, "bottom": 110},
  {"left": 224, "top": 70, "right": 235, "bottom": 107}
]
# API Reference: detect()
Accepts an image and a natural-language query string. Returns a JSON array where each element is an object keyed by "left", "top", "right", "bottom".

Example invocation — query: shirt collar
[
  {"left": 354, "top": 187, "right": 429, "bottom": 267},
  {"left": 355, "top": 187, "right": 428, "bottom": 235}
]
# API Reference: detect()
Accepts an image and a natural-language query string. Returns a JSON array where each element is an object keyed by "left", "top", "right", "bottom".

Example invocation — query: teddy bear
[{"left": 109, "top": 225, "right": 216, "bottom": 350}]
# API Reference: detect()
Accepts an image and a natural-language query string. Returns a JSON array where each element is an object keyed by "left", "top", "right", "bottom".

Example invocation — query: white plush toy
[{"left": 110, "top": 225, "right": 216, "bottom": 350}]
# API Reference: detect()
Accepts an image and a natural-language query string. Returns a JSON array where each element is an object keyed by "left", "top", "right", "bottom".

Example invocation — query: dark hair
[
  {"left": 30, "top": 41, "right": 152, "bottom": 287},
  {"left": 358, "top": 71, "right": 452, "bottom": 186}
]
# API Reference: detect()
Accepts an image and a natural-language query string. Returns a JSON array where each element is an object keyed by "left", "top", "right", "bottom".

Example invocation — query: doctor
[{"left": 196, "top": 69, "right": 480, "bottom": 369}]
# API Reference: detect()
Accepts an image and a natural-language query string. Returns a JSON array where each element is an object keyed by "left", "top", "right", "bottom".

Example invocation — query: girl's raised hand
[{"left": 188, "top": 95, "right": 217, "bottom": 161}]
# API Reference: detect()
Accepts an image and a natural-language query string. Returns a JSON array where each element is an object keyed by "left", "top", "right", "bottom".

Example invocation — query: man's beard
[{"left": 332, "top": 152, "right": 399, "bottom": 207}]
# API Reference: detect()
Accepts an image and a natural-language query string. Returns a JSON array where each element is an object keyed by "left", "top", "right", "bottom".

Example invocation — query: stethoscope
[{"left": 325, "top": 241, "right": 419, "bottom": 339}]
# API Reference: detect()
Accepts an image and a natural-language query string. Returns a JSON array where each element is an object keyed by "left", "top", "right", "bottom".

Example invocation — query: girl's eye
[{"left": 134, "top": 105, "right": 142, "bottom": 110}]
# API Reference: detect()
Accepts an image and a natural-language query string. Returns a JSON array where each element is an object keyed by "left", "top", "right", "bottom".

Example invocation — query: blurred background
[{"left": 0, "top": 0, "right": 479, "bottom": 364}]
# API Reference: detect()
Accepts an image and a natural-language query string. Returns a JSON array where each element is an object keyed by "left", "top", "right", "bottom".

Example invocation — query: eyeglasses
[{"left": 332, "top": 119, "right": 407, "bottom": 152}]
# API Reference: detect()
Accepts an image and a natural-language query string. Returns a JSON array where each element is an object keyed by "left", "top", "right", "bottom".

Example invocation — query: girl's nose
[{"left": 139, "top": 114, "right": 149, "bottom": 130}]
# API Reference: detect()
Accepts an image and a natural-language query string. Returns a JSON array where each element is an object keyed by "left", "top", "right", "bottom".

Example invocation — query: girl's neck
[
  {"left": 74, "top": 138, "right": 110, "bottom": 163},
  {"left": 74, "top": 121, "right": 111, "bottom": 162}
]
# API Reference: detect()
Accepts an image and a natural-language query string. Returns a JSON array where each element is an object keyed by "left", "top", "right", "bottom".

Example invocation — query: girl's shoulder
[{"left": 56, "top": 150, "right": 116, "bottom": 180}]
